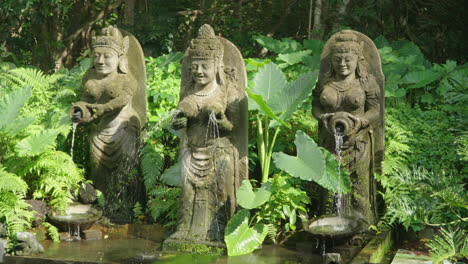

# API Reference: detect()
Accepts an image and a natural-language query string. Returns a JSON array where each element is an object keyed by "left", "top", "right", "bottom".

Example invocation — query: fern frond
[
  {"left": 428, "top": 227, "right": 468, "bottom": 264},
  {"left": 15, "top": 129, "right": 59, "bottom": 157},
  {"left": 265, "top": 223, "right": 277, "bottom": 244},
  {"left": 42, "top": 222, "right": 60, "bottom": 242},
  {"left": 28, "top": 151, "right": 84, "bottom": 212},
  {"left": 0, "top": 167, "right": 28, "bottom": 194},
  {"left": 140, "top": 142, "right": 165, "bottom": 191}
]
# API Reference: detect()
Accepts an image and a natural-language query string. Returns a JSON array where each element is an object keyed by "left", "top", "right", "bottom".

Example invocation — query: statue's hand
[
  {"left": 215, "top": 112, "right": 233, "bottom": 131},
  {"left": 344, "top": 113, "right": 369, "bottom": 133},
  {"left": 320, "top": 113, "right": 334, "bottom": 132},
  {"left": 172, "top": 111, "right": 188, "bottom": 130},
  {"left": 88, "top": 104, "right": 105, "bottom": 121}
]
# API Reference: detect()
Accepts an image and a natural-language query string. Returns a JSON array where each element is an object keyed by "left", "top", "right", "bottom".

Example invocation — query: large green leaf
[
  {"left": 277, "top": 50, "right": 312, "bottom": 66},
  {"left": 0, "top": 116, "right": 35, "bottom": 137},
  {"left": 236, "top": 180, "right": 272, "bottom": 209},
  {"left": 15, "top": 129, "right": 59, "bottom": 157},
  {"left": 250, "top": 62, "right": 287, "bottom": 103},
  {"left": 160, "top": 162, "right": 182, "bottom": 187},
  {"left": 0, "top": 86, "right": 31, "bottom": 129},
  {"left": 224, "top": 209, "right": 268, "bottom": 256},
  {"left": 320, "top": 148, "right": 351, "bottom": 194},
  {"left": 246, "top": 88, "right": 288, "bottom": 127},
  {"left": 272, "top": 130, "right": 351, "bottom": 193},
  {"left": 303, "top": 39, "right": 324, "bottom": 54},
  {"left": 272, "top": 70, "right": 318, "bottom": 121},
  {"left": 402, "top": 70, "right": 442, "bottom": 89},
  {"left": 272, "top": 130, "right": 325, "bottom": 182}
]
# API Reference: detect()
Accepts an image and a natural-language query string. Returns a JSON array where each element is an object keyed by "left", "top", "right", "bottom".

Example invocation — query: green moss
[{"left": 163, "top": 241, "right": 226, "bottom": 255}]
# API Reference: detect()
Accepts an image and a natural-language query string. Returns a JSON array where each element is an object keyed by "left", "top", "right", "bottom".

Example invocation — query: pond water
[{"left": 10, "top": 227, "right": 322, "bottom": 264}]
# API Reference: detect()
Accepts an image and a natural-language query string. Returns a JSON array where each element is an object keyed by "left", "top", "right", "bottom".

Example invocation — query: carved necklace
[
  {"left": 194, "top": 86, "right": 218, "bottom": 97},
  {"left": 329, "top": 79, "right": 357, "bottom": 92}
]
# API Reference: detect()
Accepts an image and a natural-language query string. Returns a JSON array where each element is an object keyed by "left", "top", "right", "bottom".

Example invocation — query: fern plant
[
  {"left": 375, "top": 166, "right": 467, "bottom": 232},
  {"left": 0, "top": 64, "right": 85, "bottom": 240},
  {"left": 427, "top": 227, "right": 468, "bottom": 264},
  {"left": 0, "top": 167, "right": 33, "bottom": 238}
]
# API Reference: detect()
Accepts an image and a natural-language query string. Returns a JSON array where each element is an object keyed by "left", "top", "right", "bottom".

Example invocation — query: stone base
[
  {"left": 81, "top": 229, "right": 102, "bottom": 240},
  {"left": 162, "top": 239, "right": 226, "bottom": 255}
]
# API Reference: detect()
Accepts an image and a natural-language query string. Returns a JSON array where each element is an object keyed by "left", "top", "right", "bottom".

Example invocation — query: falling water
[
  {"left": 70, "top": 122, "right": 78, "bottom": 159},
  {"left": 206, "top": 110, "right": 222, "bottom": 240},
  {"left": 334, "top": 125, "right": 345, "bottom": 216},
  {"left": 206, "top": 111, "right": 220, "bottom": 142},
  {"left": 321, "top": 238, "right": 327, "bottom": 264}
]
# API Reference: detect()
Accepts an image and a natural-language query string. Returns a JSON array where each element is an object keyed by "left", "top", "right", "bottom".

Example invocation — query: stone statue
[
  {"left": 164, "top": 24, "right": 248, "bottom": 251},
  {"left": 70, "top": 26, "right": 146, "bottom": 222},
  {"left": 312, "top": 30, "right": 384, "bottom": 229}
]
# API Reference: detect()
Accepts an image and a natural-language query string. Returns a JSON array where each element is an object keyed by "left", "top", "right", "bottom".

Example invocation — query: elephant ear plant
[
  {"left": 225, "top": 131, "right": 350, "bottom": 256},
  {"left": 247, "top": 62, "right": 318, "bottom": 184}
]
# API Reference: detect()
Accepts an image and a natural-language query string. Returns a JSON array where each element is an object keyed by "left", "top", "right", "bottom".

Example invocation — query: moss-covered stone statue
[
  {"left": 164, "top": 24, "right": 248, "bottom": 253},
  {"left": 70, "top": 26, "right": 146, "bottom": 222},
  {"left": 312, "top": 30, "right": 384, "bottom": 229}
]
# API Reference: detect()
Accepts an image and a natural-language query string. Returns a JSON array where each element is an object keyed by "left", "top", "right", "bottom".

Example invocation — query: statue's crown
[
  {"left": 330, "top": 32, "right": 362, "bottom": 55},
  {"left": 188, "top": 24, "right": 223, "bottom": 61},
  {"left": 91, "top": 26, "right": 127, "bottom": 55}
]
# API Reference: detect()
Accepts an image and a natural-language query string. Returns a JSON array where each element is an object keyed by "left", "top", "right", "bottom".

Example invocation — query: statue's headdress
[
  {"left": 91, "top": 26, "right": 129, "bottom": 73},
  {"left": 330, "top": 32, "right": 363, "bottom": 56},
  {"left": 188, "top": 24, "right": 224, "bottom": 62}
]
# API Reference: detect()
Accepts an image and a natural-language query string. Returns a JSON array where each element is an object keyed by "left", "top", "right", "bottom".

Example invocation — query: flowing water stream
[
  {"left": 70, "top": 122, "right": 78, "bottom": 159},
  {"left": 334, "top": 126, "right": 345, "bottom": 217}
]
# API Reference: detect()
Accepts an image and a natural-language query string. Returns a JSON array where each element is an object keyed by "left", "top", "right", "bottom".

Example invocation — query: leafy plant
[
  {"left": 375, "top": 167, "right": 467, "bottom": 232},
  {"left": 224, "top": 209, "right": 268, "bottom": 257},
  {"left": 248, "top": 62, "right": 318, "bottom": 183},
  {"left": 0, "top": 167, "right": 33, "bottom": 239},
  {"left": 272, "top": 130, "right": 350, "bottom": 193},
  {"left": 427, "top": 227, "right": 468, "bottom": 264},
  {"left": 42, "top": 222, "right": 60, "bottom": 243},
  {"left": 225, "top": 174, "right": 310, "bottom": 256},
  {"left": 0, "top": 66, "right": 85, "bottom": 241}
]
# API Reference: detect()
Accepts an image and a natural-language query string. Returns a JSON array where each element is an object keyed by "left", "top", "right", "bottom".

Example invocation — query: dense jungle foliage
[{"left": 0, "top": 0, "right": 466, "bottom": 261}]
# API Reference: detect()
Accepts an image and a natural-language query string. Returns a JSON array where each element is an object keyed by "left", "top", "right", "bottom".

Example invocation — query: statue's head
[
  {"left": 91, "top": 26, "right": 129, "bottom": 77},
  {"left": 328, "top": 32, "right": 368, "bottom": 79},
  {"left": 187, "top": 24, "right": 224, "bottom": 87}
]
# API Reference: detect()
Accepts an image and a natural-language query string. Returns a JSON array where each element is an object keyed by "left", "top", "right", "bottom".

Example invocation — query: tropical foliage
[{"left": 0, "top": 64, "right": 85, "bottom": 241}]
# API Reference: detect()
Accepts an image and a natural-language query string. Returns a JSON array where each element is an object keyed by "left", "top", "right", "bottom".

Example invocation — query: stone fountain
[
  {"left": 309, "top": 29, "right": 385, "bottom": 263},
  {"left": 48, "top": 203, "right": 102, "bottom": 241}
]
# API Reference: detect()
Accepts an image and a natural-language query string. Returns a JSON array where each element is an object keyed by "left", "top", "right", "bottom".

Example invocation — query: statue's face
[
  {"left": 93, "top": 47, "right": 119, "bottom": 77},
  {"left": 331, "top": 52, "right": 358, "bottom": 78},
  {"left": 191, "top": 59, "right": 216, "bottom": 86}
]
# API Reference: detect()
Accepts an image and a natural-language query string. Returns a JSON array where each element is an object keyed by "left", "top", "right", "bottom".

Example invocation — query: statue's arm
[
  {"left": 219, "top": 100, "right": 236, "bottom": 132},
  {"left": 89, "top": 82, "right": 134, "bottom": 119},
  {"left": 311, "top": 82, "right": 331, "bottom": 122},
  {"left": 362, "top": 77, "right": 381, "bottom": 126}
]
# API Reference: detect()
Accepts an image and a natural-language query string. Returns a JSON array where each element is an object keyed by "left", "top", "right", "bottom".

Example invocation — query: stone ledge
[{"left": 350, "top": 231, "right": 393, "bottom": 264}]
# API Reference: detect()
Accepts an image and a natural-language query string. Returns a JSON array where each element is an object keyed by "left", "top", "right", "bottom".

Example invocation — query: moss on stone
[{"left": 163, "top": 241, "right": 226, "bottom": 255}]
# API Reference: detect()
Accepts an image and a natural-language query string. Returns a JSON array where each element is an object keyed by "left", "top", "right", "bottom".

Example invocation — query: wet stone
[
  {"left": 58, "top": 232, "right": 71, "bottom": 241},
  {"left": 15, "top": 232, "right": 44, "bottom": 255},
  {"left": 25, "top": 200, "right": 48, "bottom": 227},
  {"left": 325, "top": 252, "right": 342, "bottom": 264},
  {"left": 81, "top": 229, "right": 102, "bottom": 240},
  {"left": 390, "top": 249, "right": 434, "bottom": 264},
  {"left": 0, "top": 238, "right": 7, "bottom": 263},
  {"left": 79, "top": 183, "right": 97, "bottom": 204}
]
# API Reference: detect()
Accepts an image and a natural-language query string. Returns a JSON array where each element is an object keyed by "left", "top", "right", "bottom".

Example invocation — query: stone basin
[
  {"left": 48, "top": 203, "right": 102, "bottom": 232},
  {"left": 306, "top": 216, "right": 360, "bottom": 238}
]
